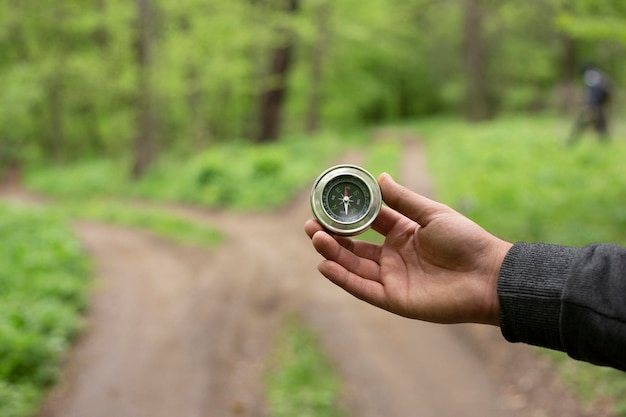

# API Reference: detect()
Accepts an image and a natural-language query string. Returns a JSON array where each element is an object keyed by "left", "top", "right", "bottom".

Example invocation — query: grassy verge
[
  {"left": 0, "top": 203, "right": 90, "bottom": 417},
  {"left": 416, "top": 114, "right": 626, "bottom": 415},
  {"left": 64, "top": 199, "right": 223, "bottom": 248},
  {"left": 25, "top": 131, "right": 360, "bottom": 211},
  {"left": 266, "top": 316, "right": 344, "bottom": 417},
  {"left": 417, "top": 115, "right": 626, "bottom": 246}
]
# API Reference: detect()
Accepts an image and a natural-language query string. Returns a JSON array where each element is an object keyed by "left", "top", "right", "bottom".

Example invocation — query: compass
[{"left": 310, "top": 164, "right": 382, "bottom": 236}]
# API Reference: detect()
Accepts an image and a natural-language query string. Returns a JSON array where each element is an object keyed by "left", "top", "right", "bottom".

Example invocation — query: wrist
[{"left": 485, "top": 239, "right": 513, "bottom": 326}]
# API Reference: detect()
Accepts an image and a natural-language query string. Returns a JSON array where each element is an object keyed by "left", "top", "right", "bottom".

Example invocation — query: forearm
[{"left": 497, "top": 242, "right": 626, "bottom": 371}]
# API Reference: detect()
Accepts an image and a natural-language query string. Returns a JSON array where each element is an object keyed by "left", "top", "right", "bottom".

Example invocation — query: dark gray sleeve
[{"left": 498, "top": 242, "right": 626, "bottom": 371}]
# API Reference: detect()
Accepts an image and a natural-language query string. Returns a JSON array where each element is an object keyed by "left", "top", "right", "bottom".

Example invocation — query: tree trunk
[
  {"left": 256, "top": 0, "right": 300, "bottom": 143},
  {"left": 558, "top": 33, "right": 577, "bottom": 113},
  {"left": 132, "top": 0, "right": 156, "bottom": 179},
  {"left": 187, "top": 66, "right": 208, "bottom": 149},
  {"left": 306, "top": 1, "right": 330, "bottom": 133},
  {"left": 462, "top": 0, "right": 490, "bottom": 121},
  {"left": 47, "top": 3, "right": 66, "bottom": 163},
  {"left": 48, "top": 77, "right": 64, "bottom": 162},
  {"left": 89, "top": 0, "right": 108, "bottom": 154}
]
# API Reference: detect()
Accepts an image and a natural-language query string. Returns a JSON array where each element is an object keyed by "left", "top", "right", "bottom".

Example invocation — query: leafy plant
[
  {"left": 26, "top": 132, "right": 356, "bottom": 211},
  {"left": 266, "top": 316, "right": 344, "bottom": 417},
  {"left": 0, "top": 203, "right": 90, "bottom": 417},
  {"left": 66, "top": 199, "right": 224, "bottom": 248},
  {"left": 421, "top": 115, "right": 626, "bottom": 246}
]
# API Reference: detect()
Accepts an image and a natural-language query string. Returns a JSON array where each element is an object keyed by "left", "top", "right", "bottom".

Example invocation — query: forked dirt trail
[{"left": 5, "top": 138, "right": 602, "bottom": 417}]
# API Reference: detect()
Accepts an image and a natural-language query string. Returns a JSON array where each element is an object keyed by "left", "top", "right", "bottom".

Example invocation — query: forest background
[
  {"left": 1, "top": 0, "right": 626, "bottom": 175},
  {"left": 2, "top": 1, "right": 626, "bottom": 416}
]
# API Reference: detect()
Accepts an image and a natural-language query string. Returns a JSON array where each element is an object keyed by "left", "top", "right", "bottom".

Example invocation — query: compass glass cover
[
  {"left": 322, "top": 175, "right": 371, "bottom": 223},
  {"left": 311, "top": 164, "right": 381, "bottom": 236}
]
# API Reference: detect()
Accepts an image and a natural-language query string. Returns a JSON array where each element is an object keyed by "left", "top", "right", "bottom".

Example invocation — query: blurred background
[
  {"left": 1, "top": 0, "right": 626, "bottom": 416},
  {"left": 1, "top": 0, "right": 625, "bottom": 171}
]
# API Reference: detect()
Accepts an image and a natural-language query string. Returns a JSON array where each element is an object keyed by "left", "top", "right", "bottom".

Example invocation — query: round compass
[{"left": 310, "top": 165, "right": 382, "bottom": 236}]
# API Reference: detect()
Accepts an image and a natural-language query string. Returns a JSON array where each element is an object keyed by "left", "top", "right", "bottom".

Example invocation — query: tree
[
  {"left": 132, "top": 0, "right": 157, "bottom": 178},
  {"left": 462, "top": 0, "right": 492, "bottom": 121},
  {"left": 256, "top": 0, "right": 300, "bottom": 143},
  {"left": 305, "top": 0, "right": 330, "bottom": 133},
  {"left": 1, "top": 0, "right": 625, "bottom": 171}
]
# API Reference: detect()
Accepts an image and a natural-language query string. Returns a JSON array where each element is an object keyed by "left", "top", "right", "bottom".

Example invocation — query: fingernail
[{"left": 379, "top": 172, "right": 394, "bottom": 183}]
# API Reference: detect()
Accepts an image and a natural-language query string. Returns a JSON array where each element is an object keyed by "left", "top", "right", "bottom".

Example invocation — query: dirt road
[{"left": 3, "top": 138, "right": 605, "bottom": 417}]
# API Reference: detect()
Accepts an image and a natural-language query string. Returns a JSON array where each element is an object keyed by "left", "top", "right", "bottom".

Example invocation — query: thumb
[{"left": 378, "top": 173, "right": 450, "bottom": 226}]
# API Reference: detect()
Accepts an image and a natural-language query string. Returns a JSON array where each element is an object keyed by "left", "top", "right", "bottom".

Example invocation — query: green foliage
[
  {"left": 26, "top": 159, "right": 128, "bottom": 199},
  {"left": 3, "top": 0, "right": 626, "bottom": 166},
  {"left": 26, "top": 132, "right": 355, "bottom": 211},
  {"left": 363, "top": 137, "right": 402, "bottom": 179},
  {"left": 266, "top": 316, "right": 344, "bottom": 417},
  {"left": 544, "top": 350, "right": 626, "bottom": 416},
  {"left": 556, "top": 0, "right": 626, "bottom": 44},
  {"left": 419, "top": 115, "right": 626, "bottom": 414},
  {"left": 66, "top": 199, "right": 223, "bottom": 248},
  {"left": 421, "top": 115, "right": 626, "bottom": 246},
  {"left": 0, "top": 203, "right": 89, "bottom": 417},
  {"left": 357, "top": 135, "right": 402, "bottom": 243}
]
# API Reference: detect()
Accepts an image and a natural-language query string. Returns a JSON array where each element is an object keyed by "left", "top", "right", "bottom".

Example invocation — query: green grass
[
  {"left": 419, "top": 115, "right": 626, "bottom": 246},
  {"left": 358, "top": 137, "right": 403, "bottom": 243},
  {"left": 25, "top": 131, "right": 360, "bottom": 211},
  {"left": 266, "top": 316, "right": 344, "bottom": 417},
  {"left": 545, "top": 350, "right": 626, "bottom": 415},
  {"left": 416, "top": 114, "right": 626, "bottom": 415},
  {"left": 0, "top": 203, "right": 90, "bottom": 417},
  {"left": 64, "top": 199, "right": 223, "bottom": 248}
]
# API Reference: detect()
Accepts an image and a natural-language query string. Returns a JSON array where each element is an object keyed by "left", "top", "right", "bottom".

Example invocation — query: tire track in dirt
[{"left": 1, "top": 138, "right": 605, "bottom": 417}]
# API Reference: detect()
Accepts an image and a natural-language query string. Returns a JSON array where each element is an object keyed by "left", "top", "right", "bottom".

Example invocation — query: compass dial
[
  {"left": 322, "top": 175, "right": 370, "bottom": 223},
  {"left": 310, "top": 165, "right": 382, "bottom": 236}
]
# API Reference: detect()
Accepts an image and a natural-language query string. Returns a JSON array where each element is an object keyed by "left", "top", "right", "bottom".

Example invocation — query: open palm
[{"left": 305, "top": 173, "right": 511, "bottom": 325}]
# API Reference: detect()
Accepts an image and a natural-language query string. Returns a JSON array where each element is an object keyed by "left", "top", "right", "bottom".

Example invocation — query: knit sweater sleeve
[{"left": 498, "top": 242, "right": 626, "bottom": 371}]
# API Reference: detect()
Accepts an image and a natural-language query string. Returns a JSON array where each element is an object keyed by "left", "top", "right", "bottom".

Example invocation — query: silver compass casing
[{"left": 310, "top": 164, "right": 382, "bottom": 236}]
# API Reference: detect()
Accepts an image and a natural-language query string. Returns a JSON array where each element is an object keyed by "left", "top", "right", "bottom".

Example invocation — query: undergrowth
[
  {"left": 0, "top": 203, "right": 90, "bottom": 417},
  {"left": 266, "top": 316, "right": 344, "bottom": 417}
]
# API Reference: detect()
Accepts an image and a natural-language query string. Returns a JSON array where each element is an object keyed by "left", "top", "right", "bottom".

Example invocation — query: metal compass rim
[{"left": 310, "top": 164, "right": 382, "bottom": 236}]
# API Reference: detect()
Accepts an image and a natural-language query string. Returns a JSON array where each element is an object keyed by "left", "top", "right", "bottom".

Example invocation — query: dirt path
[{"left": 2, "top": 139, "right": 607, "bottom": 417}]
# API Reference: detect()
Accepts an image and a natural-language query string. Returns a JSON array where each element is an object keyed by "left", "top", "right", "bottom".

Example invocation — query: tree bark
[
  {"left": 558, "top": 32, "right": 577, "bottom": 113},
  {"left": 256, "top": 0, "right": 300, "bottom": 143},
  {"left": 306, "top": 1, "right": 330, "bottom": 133},
  {"left": 48, "top": 77, "right": 64, "bottom": 162},
  {"left": 47, "top": 4, "right": 66, "bottom": 162},
  {"left": 132, "top": 0, "right": 156, "bottom": 179},
  {"left": 462, "top": 0, "right": 491, "bottom": 121}
]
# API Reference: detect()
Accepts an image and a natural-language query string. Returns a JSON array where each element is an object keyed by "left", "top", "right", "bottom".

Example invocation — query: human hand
[{"left": 304, "top": 173, "right": 512, "bottom": 325}]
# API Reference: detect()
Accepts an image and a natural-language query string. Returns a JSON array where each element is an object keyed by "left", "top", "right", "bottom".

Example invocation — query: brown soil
[{"left": 1, "top": 138, "right": 613, "bottom": 417}]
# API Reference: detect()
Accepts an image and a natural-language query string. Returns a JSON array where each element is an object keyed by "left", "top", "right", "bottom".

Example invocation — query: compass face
[
  {"left": 322, "top": 175, "right": 371, "bottom": 223},
  {"left": 310, "top": 165, "right": 382, "bottom": 236}
]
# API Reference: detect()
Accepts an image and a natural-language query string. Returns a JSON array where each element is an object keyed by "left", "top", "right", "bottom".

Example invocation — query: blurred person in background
[{"left": 568, "top": 63, "right": 613, "bottom": 145}]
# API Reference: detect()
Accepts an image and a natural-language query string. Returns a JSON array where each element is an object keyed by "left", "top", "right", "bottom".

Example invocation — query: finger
[
  {"left": 307, "top": 219, "right": 381, "bottom": 263},
  {"left": 378, "top": 173, "right": 450, "bottom": 226},
  {"left": 371, "top": 205, "right": 407, "bottom": 236},
  {"left": 338, "top": 238, "right": 382, "bottom": 263},
  {"left": 304, "top": 218, "right": 324, "bottom": 239},
  {"left": 318, "top": 260, "right": 387, "bottom": 308},
  {"left": 312, "top": 231, "right": 381, "bottom": 282}
]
